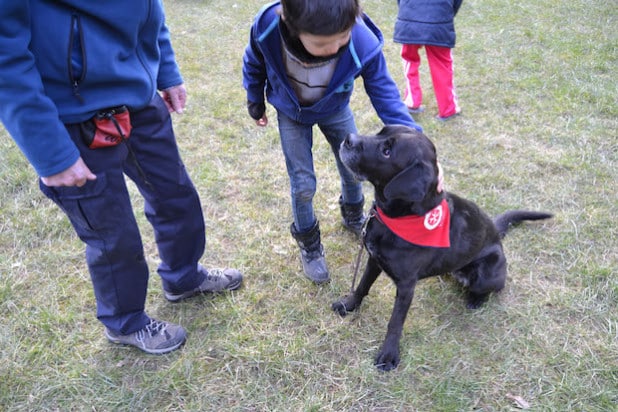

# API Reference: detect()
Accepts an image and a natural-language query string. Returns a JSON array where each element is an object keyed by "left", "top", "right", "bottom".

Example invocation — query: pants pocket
[{"left": 39, "top": 173, "right": 123, "bottom": 232}]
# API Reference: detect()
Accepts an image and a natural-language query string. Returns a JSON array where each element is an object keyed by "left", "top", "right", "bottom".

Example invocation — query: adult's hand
[
  {"left": 161, "top": 84, "right": 187, "bottom": 114},
  {"left": 41, "top": 157, "right": 96, "bottom": 187}
]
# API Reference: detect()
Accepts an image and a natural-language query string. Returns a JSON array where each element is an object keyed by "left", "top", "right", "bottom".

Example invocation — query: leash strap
[
  {"left": 350, "top": 239, "right": 364, "bottom": 293},
  {"left": 349, "top": 207, "right": 375, "bottom": 293}
]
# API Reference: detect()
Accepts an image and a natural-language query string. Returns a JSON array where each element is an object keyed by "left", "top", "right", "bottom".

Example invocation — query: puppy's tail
[{"left": 494, "top": 210, "right": 553, "bottom": 239}]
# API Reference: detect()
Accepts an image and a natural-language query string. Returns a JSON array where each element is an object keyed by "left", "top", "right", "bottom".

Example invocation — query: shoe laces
[
  {"left": 204, "top": 268, "right": 228, "bottom": 282},
  {"left": 140, "top": 319, "right": 166, "bottom": 339}
]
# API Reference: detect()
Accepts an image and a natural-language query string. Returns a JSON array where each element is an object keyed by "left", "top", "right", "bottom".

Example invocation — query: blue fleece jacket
[
  {"left": 242, "top": 2, "right": 421, "bottom": 130},
  {"left": 394, "top": 0, "right": 463, "bottom": 48},
  {"left": 0, "top": 0, "right": 182, "bottom": 177}
]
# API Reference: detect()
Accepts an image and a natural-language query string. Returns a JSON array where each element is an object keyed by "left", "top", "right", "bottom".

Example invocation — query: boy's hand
[
  {"left": 247, "top": 100, "right": 267, "bottom": 126},
  {"left": 256, "top": 115, "right": 268, "bottom": 127}
]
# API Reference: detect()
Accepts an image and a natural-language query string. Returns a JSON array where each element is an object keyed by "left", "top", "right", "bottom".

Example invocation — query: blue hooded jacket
[
  {"left": 242, "top": 2, "right": 421, "bottom": 130},
  {"left": 394, "top": 0, "right": 463, "bottom": 48},
  {"left": 0, "top": 0, "right": 182, "bottom": 177}
]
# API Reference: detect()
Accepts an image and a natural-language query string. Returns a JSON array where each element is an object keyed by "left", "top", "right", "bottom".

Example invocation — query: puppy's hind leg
[
  {"left": 332, "top": 257, "right": 382, "bottom": 316},
  {"left": 462, "top": 250, "right": 507, "bottom": 309}
]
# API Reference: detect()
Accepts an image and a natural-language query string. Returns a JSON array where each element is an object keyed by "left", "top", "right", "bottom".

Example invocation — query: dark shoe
[
  {"left": 407, "top": 106, "right": 425, "bottom": 114},
  {"left": 436, "top": 111, "right": 461, "bottom": 122},
  {"left": 105, "top": 318, "right": 186, "bottom": 354},
  {"left": 164, "top": 266, "right": 243, "bottom": 302},
  {"left": 339, "top": 195, "right": 366, "bottom": 236},
  {"left": 290, "top": 221, "right": 330, "bottom": 284}
]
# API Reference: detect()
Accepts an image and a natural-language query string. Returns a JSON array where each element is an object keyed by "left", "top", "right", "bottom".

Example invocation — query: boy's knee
[
  {"left": 291, "top": 178, "right": 317, "bottom": 203},
  {"left": 293, "top": 187, "right": 315, "bottom": 203}
]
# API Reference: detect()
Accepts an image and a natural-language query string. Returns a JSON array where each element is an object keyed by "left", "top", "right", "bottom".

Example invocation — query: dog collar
[{"left": 374, "top": 199, "right": 451, "bottom": 248}]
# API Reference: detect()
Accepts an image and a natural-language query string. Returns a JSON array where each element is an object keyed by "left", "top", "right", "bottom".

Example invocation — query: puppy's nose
[{"left": 344, "top": 133, "right": 357, "bottom": 148}]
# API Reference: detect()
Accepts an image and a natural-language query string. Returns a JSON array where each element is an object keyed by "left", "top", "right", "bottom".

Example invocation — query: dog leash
[
  {"left": 350, "top": 238, "right": 364, "bottom": 293},
  {"left": 350, "top": 207, "right": 375, "bottom": 293}
]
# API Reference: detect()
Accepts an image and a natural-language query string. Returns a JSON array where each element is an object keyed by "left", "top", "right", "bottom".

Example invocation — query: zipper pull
[{"left": 72, "top": 80, "right": 84, "bottom": 104}]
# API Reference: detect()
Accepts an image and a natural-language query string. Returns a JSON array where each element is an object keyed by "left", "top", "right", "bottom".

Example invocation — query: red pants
[{"left": 401, "top": 44, "right": 460, "bottom": 118}]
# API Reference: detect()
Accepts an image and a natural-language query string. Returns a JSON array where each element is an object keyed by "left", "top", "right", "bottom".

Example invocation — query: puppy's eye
[{"left": 381, "top": 146, "right": 391, "bottom": 157}]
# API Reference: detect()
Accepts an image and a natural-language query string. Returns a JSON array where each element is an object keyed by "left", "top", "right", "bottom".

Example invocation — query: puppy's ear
[{"left": 383, "top": 160, "right": 434, "bottom": 202}]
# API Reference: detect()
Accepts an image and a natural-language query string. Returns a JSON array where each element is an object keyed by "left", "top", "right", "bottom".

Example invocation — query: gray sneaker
[
  {"left": 105, "top": 318, "right": 186, "bottom": 354},
  {"left": 164, "top": 266, "right": 243, "bottom": 302}
]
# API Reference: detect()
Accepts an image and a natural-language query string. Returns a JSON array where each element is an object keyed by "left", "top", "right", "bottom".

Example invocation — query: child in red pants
[{"left": 394, "top": 0, "right": 463, "bottom": 120}]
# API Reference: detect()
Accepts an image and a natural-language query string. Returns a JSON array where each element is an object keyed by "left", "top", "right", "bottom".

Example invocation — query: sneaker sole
[{"left": 164, "top": 279, "right": 243, "bottom": 303}]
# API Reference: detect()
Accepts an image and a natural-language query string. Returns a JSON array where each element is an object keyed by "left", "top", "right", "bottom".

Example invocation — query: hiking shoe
[
  {"left": 164, "top": 266, "right": 243, "bottom": 302},
  {"left": 105, "top": 318, "right": 186, "bottom": 354}
]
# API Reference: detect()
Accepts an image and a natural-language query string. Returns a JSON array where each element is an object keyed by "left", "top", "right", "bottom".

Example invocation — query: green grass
[{"left": 1, "top": 0, "right": 616, "bottom": 410}]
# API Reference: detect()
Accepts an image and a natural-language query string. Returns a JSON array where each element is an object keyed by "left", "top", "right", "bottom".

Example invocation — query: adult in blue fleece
[
  {"left": 243, "top": 0, "right": 422, "bottom": 284},
  {"left": 0, "top": 1, "right": 242, "bottom": 354}
]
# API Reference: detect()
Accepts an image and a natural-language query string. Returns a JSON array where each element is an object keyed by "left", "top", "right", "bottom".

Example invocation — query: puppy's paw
[
  {"left": 375, "top": 346, "right": 400, "bottom": 372},
  {"left": 331, "top": 295, "right": 359, "bottom": 316},
  {"left": 466, "top": 291, "right": 489, "bottom": 309}
]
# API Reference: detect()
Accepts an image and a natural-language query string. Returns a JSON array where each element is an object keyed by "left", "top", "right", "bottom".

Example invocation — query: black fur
[{"left": 332, "top": 125, "right": 553, "bottom": 371}]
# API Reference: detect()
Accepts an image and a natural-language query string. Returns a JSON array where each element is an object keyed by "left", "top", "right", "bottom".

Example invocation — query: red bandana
[{"left": 375, "top": 199, "right": 451, "bottom": 248}]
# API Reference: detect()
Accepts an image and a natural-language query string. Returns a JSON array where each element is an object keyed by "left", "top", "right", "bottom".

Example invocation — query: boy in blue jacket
[
  {"left": 243, "top": 0, "right": 423, "bottom": 284},
  {"left": 0, "top": 1, "right": 242, "bottom": 354},
  {"left": 394, "top": 0, "right": 463, "bottom": 120}
]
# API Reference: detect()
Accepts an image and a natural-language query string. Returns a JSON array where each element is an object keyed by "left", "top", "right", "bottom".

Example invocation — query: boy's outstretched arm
[{"left": 361, "top": 51, "right": 423, "bottom": 132}]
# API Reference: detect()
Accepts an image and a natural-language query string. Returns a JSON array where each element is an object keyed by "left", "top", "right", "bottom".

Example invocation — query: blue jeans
[
  {"left": 277, "top": 106, "right": 363, "bottom": 232},
  {"left": 39, "top": 95, "right": 206, "bottom": 335}
]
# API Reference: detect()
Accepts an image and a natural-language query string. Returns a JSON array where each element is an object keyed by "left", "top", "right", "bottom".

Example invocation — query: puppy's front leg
[
  {"left": 332, "top": 256, "right": 382, "bottom": 316},
  {"left": 375, "top": 279, "right": 417, "bottom": 371}
]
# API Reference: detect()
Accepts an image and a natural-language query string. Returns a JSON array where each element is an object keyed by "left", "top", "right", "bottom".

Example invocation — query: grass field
[{"left": 0, "top": 0, "right": 616, "bottom": 410}]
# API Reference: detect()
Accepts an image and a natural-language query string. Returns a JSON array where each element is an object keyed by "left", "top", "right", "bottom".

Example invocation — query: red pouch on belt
[{"left": 80, "top": 106, "right": 132, "bottom": 149}]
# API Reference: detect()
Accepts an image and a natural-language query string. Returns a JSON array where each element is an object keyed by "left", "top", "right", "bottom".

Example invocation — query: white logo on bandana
[{"left": 424, "top": 204, "right": 443, "bottom": 230}]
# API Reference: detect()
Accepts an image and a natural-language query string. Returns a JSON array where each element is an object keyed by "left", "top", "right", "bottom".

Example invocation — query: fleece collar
[{"left": 374, "top": 198, "right": 451, "bottom": 248}]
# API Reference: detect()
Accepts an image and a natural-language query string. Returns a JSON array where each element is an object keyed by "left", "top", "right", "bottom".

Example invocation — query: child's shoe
[
  {"left": 407, "top": 106, "right": 425, "bottom": 114},
  {"left": 436, "top": 111, "right": 461, "bottom": 122}
]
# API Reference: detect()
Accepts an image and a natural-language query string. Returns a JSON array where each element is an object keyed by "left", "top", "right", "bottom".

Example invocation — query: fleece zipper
[{"left": 68, "top": 13, "right": 86, "bottom": 103}]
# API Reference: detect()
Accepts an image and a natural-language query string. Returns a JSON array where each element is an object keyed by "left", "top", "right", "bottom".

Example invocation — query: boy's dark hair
[{"left": 280, "top": 0, "right": 361, "bottom": 36}]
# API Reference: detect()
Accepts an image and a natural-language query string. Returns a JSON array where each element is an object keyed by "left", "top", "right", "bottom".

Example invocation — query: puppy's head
[{"left": 340, "top": 125, "right": 440, "bottom": 209}]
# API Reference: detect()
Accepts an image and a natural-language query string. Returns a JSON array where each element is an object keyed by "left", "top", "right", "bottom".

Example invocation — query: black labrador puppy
[{"left": 332, "top": 125, "right": 552, "bottom": 371}]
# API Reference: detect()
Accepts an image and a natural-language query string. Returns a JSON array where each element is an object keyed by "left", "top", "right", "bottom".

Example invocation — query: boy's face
[{"left": 298, "top": 30, "right": 351, "bottom": 57}]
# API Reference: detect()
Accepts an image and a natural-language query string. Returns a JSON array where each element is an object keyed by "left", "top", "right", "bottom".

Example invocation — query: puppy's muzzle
[{"left": 343, "top": 133, "right": 362, "bottom": 151}]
